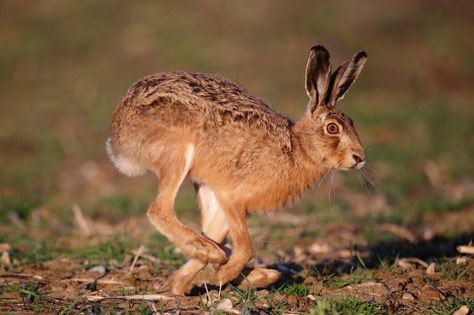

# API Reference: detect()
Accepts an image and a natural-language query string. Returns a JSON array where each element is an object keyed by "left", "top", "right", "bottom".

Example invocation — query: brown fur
[{"left": 107, "top": 45, "right": 367, "bottom": 295}]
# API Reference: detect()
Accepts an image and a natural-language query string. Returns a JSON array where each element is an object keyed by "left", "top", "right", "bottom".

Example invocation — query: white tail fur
[{"left": 106, "top": 138, "right": 147, "bottom": 177}]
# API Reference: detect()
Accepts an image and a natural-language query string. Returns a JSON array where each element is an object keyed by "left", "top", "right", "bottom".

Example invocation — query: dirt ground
[{"left": 1, "top": 205, "right": 473, "bottom": 314}]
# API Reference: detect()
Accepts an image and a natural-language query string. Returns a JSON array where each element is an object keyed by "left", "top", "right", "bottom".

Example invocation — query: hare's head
[{"left": 303, "top": 45, "right": 367, "bottom": 170}]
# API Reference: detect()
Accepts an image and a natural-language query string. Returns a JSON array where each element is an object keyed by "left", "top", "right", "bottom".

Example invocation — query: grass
[
  {"left": 437, "top": 259, "right": 473, "bottom": 281},
  {"left": 310, "top": 298, "right": 385, "bottom": 315},
  {"left": 429, "top": 297, "right": 474, "bottom": 315},
  {"left": 324, "top": 270, "right": 373, "bottom": 289},
  {"left": 277, "top": 282, "right": 310, "bottom": 296}
]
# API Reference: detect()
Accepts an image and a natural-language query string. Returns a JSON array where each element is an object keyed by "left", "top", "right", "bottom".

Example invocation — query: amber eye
[{"left": 326, "top": 123, "right": 339, "bottom": 134}]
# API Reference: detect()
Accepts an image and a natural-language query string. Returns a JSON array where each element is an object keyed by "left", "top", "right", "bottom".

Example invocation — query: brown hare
[{"left": 107, "top": 45, "right": 367, "bottom": 295}]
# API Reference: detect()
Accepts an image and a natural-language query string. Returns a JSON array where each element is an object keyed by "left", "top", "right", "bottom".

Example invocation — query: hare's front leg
[
  {"left": 170, "top": 184, "right": 229, "bottom": 295},
  {"left": 146, "top": 145, "right": 227, "bottom": 265}
]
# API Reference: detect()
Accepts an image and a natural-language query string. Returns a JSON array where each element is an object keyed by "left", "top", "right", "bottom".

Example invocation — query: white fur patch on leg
[
  {"left": 199, "top": 185, "right": 226, "bottom": 233},
  {"left": 106, "top": 138, "right": 147, "bottom": 177}
]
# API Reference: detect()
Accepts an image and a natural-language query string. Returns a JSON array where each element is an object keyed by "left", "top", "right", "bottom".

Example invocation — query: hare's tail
[{"left": 106, "top": 138, "right": 147, "bottom": 177}]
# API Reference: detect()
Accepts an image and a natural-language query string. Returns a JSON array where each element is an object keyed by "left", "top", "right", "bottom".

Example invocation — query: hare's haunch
[{"left": 107, "top": 45, "right": 367, "bottom": 295}]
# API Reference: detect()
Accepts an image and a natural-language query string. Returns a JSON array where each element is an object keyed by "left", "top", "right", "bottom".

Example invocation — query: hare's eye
[{"left": 326, "top": 123, "right": 339, "bottom": 134}]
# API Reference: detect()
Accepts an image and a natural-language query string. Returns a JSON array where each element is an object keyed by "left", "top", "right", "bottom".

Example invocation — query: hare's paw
[
  {"left": 237, "top": 268, "right": 281, "bottom": 290},
  {"left": 182, "top": 236, "right": 228, "bottom": 264}
]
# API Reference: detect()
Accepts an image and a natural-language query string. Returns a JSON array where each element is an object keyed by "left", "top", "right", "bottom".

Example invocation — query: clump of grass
[
  {"left": 277, "top": 282, "right": 310, "bottom": 296},
  {"left": 73, "top": 238, "right": 137, "bottom": 265},
  {"left": 310, "top": 298, "right": 384, "bottom": 315},
  {"left": 5, "top": 282, "right": 49, "bottom": 313},
  {"left": 232, "top": 286, "right": 260, "bottom": 310},
  {"left": 415, "top": 197, "right": 474, "bottom": 215},
  {"left": 429, "top": 296, "right": 474, "bottom": 315},
  {"left": 437, "top": 259, "right": 473, "bottom": 281},
  {"left": 324, "top": 270, "right": 373, "bottom": 289},
  {"left": 0, "top": 196, "right": 38, "bottom": 221},
  {"left": 9, "top": 240, "right": 55, "bottom": 264}
]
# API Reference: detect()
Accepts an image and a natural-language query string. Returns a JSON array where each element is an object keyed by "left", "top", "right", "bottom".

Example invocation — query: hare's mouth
[{"left": 354, "top": 160, "right": 366, "bottom": 170}]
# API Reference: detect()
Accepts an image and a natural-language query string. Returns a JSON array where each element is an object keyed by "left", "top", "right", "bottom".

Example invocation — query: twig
[
  {"left": 378, "top": 224, "right": 417, "bottom": 243},
  {"left": 86, "top": 294, "right": 173, "bottom": 302},
  {"left": 130, "top": 249, "right": 161, "bottom": 264},
  {"left": 67, "top": 277, "right": 133, "bottom": 289},
  {"left": 0, "top": 272, "right": 44, "bottom": 280}
]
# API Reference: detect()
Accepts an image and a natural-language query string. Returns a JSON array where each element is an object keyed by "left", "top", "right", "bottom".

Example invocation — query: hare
[{"left": 107, "top": 45, "right": 367, "bottom": 295}]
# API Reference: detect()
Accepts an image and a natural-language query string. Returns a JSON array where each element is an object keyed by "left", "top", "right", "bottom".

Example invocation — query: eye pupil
[{"left": 327, "top": 123, "right": 339, "bottom": 134}]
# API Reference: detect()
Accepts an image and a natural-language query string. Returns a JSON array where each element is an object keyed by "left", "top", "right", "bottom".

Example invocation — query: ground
[{"left": 0, "top": 1, "right": 473, "bottom": 314}]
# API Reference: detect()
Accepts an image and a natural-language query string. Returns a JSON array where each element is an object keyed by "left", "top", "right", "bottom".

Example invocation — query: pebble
[
  {"left": 453, "top": 305, "right": 469, "bottom": 315},
  {"left": 426, "top": 262, "right": 436, "bottom": 275},
  {"left": 402, "top": 292, "right": 415, "bottom": 301},
  {"left": 418, "top": 285, "right": 446, "bottom": 302}
]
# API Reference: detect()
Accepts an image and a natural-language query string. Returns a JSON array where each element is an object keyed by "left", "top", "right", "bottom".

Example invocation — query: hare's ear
[
  {"left": 305, "top": 45, "right": 331, "bottom": 113},
  {"left": 326, "top": 51, "right": 367, "bottom": 107}
]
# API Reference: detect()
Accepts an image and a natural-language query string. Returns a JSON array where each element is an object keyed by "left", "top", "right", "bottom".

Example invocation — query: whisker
[
  {"left": 358, "top": 170, "right": 372, "bottom": 201},
  {"left": 328, "top": 169, "right": 337, "bottom": 212},
  {"left": 360, "top": 168, "right": 382, "bottom": 195}
]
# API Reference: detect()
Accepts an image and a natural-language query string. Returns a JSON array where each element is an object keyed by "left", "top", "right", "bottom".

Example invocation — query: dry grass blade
[
  {"left": 72, "top": 204, "right": 91, "bottom": 236},
  {"left": 129, "top": 245, "right": 144, "bottom": 273},
  {"left": 130, "top": 248, "right": 161, "bottom": 264}
]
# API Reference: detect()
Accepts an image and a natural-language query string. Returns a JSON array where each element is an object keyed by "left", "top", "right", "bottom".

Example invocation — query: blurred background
[{"left": 0, "top": 0, "right": 473, "bottom": 271}]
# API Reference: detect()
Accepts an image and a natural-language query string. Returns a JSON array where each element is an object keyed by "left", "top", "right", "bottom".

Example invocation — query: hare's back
[{"left": 121, "top": 71, "right": 293, "bottom": 141}]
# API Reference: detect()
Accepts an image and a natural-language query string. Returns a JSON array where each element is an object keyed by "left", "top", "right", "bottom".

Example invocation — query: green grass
[
  {"left": 0, "top": 196, "right": 39, "bottom": 221},
  {"left": 310, "top": 298, "right": 384, "bottom": 315},
  {"left": 277, "top": 282, "right": 310, "bottom": 296},
  {"left": 72, "top": 238, "right": 138, "bottom": 266},
  {"left": 8, "top": 240, "right": 55, "bottom": 264},
  {"left": 437, "top": 259, "right": 473, "bottom": 281},
  {"left": 429, "top": 297, "right": 474, "bottom": 315},
  {"left": 324, "top": 270, "right": 373, "bottom": 289}
]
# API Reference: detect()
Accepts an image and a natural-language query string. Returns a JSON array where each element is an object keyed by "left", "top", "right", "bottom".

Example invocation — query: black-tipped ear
[
  {"left": 325, "top": 51, "right": 367, "bottom": 107},
  {"left": 305, "top": 45, "right": 331, "bottom": 113}
]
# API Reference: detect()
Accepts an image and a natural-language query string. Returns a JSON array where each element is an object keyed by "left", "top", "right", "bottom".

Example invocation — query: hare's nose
[{"left": 352, "top": 154, "right": 363, "bottom": 164}]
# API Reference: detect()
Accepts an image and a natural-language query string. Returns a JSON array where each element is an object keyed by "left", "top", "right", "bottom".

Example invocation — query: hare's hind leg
[
  {"left": 171, "top": 184, "right": 229, "bottom": 295},
  {"left": 146, "top": 145, "right": 227, "bottom": 265},
  {"left": 213, "top": 203, "right": 252, "bottom": 285}
]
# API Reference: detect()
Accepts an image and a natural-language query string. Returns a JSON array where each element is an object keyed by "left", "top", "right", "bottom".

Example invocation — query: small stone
[
  {"left": 216, "top": 298, "right": 233, "bottom": 311},
  {"left": 426, "top": 262, "right": 436, "bottom": 275},
  {"left": 307, "top": 294, "right": 316, "bottom": 301},
  {"left": 1, "top": 251, "right": 11, "bottom": 268},
  {"left": 453, "top": 305, "right": 469, "bottom": 315},
  {"left": 89, "top": 265, "right": 106, "bottom": 274},
  {"left": 456, "top": 257, "right": 467, "bottom": 265},
  {"left": 418, "top": 285, "right": 446, "bottom": 302},
  {"left": 402, "top": 292, "right": 415, "bottom": 301}
]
